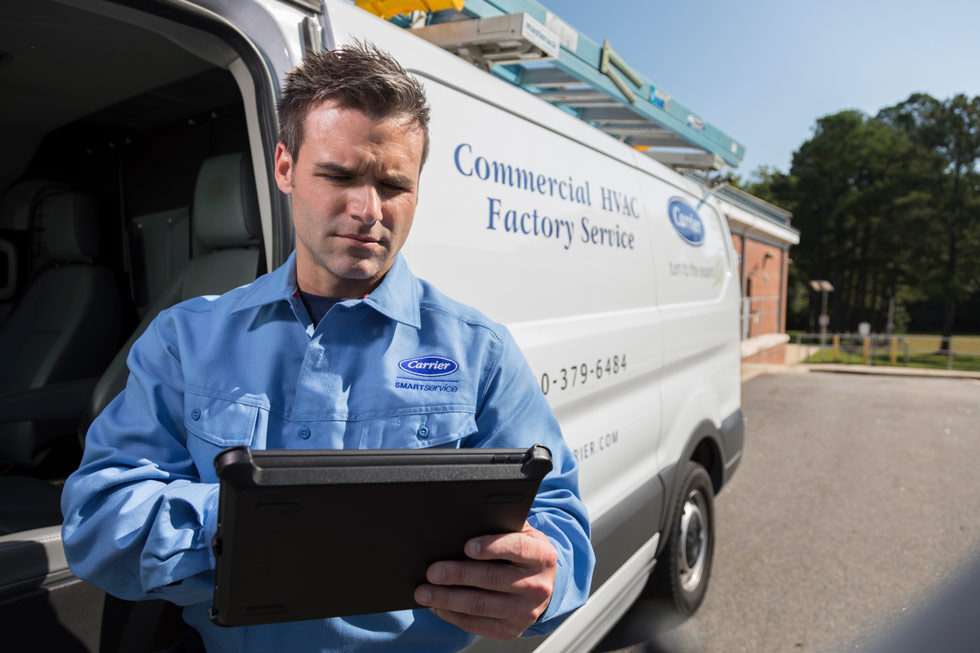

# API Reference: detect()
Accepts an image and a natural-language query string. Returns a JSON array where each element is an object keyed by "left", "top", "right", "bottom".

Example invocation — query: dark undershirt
[{"left": 298, "top": 290, "right": 342, "bottom": 327}]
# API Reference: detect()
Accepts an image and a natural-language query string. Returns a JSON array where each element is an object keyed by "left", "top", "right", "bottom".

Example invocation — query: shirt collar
[
  {"left": 361, "top": 253, "right": 421, "bottom": 328},
  {"left": 231, "top": 250, "right": 421, "bottom": 329},
  {"left": 231, "top": 250, "right": 299, "bottom": 313}
]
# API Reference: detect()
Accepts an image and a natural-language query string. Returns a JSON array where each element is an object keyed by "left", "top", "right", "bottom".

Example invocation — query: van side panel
[
  {"left": 323, "top": 2, "right": 676, "bottom": 591},
  {"left": 642, "top": 174, "right": 742, "bottom": 475},
  {"left": 324, "top": 0, "right": 740, "bottom": 554},
  {"left": 321, "top": 1, "right": 743, "bottom": 646},
  {"left": 409, "top": 77, "right": 665, "bottom": 535}
]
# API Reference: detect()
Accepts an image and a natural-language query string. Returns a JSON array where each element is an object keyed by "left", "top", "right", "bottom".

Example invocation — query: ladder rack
[{"left": 389, "top": 0, "right": 745, "bottom": 170}]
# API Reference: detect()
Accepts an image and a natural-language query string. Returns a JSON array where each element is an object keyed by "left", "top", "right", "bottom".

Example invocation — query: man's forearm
[
  {"left": 61, "top": 313, "right": 220, "bottom": 605},
  {"left": 62, "top": 454, "right": 219, "bottom": 605}
]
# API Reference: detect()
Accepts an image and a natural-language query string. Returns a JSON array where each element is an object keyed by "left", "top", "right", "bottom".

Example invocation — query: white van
[{"left": 0, "top": 1, "right": 742, "bottom": 650}]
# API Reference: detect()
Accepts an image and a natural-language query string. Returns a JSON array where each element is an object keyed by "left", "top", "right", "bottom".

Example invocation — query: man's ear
[{"left": 274, "top": 142, "right": 294, "bottom": 194}]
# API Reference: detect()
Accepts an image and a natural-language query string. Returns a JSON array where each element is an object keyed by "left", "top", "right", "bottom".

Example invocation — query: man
[{"left": 62, "top": 43, "right": 593, "bottom": 652}]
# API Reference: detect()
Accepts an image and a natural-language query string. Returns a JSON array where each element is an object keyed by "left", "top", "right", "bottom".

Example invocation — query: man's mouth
[{"left": 337, "top": 233, "right": 380, "bottom": 246}]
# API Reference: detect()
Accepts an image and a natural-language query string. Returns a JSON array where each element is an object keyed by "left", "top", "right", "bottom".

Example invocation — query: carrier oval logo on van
[
  {"left": 398, "top": 356, "right": 459, "bottom": 377},
  {"left": 668, "top": 198, "right": 705, "bottom": 247}
]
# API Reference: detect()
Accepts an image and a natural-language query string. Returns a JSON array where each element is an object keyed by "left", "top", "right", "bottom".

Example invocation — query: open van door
[{"left": 0, "top": 0, "right": 303, "bottom": 647}]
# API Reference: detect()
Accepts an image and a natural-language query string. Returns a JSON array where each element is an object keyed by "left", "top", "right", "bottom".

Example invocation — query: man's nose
[{"left": 348, "top": 184, "right": 382, "bottom": 224}]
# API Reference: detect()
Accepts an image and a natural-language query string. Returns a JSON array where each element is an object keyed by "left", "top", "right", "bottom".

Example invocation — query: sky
[{"left": 547, "top": 0, "right": 980, "bottom": 179}]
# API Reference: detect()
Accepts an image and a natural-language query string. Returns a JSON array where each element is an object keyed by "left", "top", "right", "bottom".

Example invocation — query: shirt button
[
  {"left": 191, "top": 408, "right": 201, "bottom": 421},
  {"left": 299, "top": 427, "right": 311, "bottom": 440},
  {"left": 417, "top": 425, "right": 429, "bottom": 438}
]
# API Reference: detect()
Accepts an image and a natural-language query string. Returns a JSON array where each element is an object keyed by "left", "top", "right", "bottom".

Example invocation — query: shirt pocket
[
  {"left": 184, "top": 392, "right": 259, "bottom": 448},
  {"left": 363, "top": 411, "right": 478, "bottom": 450}
]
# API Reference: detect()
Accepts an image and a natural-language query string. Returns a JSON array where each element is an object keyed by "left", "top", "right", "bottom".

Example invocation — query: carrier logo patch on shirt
[
  {"left": 396, "top": 356, "right": 460, "bottom": 393},
  {"left": 398, "top": 356, "right": 459, "bottom": 377}
]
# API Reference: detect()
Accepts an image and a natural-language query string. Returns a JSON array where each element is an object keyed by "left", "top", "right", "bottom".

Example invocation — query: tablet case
[{"left": 209, "top": 445, "right": 553, "bottom": 627}]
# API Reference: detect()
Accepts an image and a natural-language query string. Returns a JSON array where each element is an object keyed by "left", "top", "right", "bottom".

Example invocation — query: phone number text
[{"left": 540, "top": 355, "right": 627, "bottom": 395}]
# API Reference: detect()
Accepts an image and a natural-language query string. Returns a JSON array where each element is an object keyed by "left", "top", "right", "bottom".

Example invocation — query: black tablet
[{"left": 208, "top": 445, "right": 553, "bottom": 627}]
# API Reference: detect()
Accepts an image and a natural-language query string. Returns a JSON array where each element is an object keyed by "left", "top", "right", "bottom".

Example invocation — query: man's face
[{"left": 274, "top": 100, "right": 424, "bottom": 298}]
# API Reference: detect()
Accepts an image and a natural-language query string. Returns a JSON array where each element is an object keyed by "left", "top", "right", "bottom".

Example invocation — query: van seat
[
  {"left": 128, "top": 207, "right": 191, "bottom": 318},
  {"left": 81, "top": 152, "right": 262, "bottom": 439},
  {"left": 0, "top": 180, "right": 67, "bottom": 326},
  {"left": 0, "top": 153, "right": 260, "bottom": 535},
  {"left": 0, "top": 192, "right": 120, "bottom": 466},
  {"left": 0, "top": 180, "right": 68, "bottom": 232}
]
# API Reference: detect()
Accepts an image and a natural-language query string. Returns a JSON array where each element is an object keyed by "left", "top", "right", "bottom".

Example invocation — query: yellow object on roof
[{"left": 355, "top": 0, "right": 465, "bottom": 19}]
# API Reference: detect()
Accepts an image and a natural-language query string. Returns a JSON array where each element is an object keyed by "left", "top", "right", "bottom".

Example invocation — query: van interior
[
  {"left": 0, "top": 0, "right": 265, "bottom": 536},
  {"left": 0, "top": 2, "right": 271, "bottom": 648}
]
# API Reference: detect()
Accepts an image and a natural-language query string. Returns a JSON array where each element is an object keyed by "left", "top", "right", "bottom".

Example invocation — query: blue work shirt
[{"left": 62, "top": 252, "right": 594, "bottom": 652}]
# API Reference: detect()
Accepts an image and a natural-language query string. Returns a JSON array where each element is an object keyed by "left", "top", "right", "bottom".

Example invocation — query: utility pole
[{"left": 886, "top": 296, "right": 895, "bottom": 339}]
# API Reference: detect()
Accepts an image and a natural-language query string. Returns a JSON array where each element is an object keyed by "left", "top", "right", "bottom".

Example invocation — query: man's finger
[
  {"left": 425, "top": 560, "right": 553, "bottom": 599},
  {"left": 415, "top": 584, "right": 530, "bottom": 622},
  {"left": 426, "top": 559, "right": 527, "bottom": 591},
  {"left": 465, "top": 526, "right": 557, "bottom": 567},
  {"left": 428, "top": 608, "right": 526, "bottom": 642}
]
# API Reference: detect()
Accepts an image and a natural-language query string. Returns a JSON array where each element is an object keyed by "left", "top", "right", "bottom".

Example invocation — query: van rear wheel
[{"left": 652, "top": 461, "right": 715, "bottom": 616}]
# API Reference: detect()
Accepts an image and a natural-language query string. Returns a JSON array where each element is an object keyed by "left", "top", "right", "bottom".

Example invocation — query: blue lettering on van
[
  {"left": 454, "top": 143, "right": 474, "bottom": 177},
  {"left": 667, "top": 198, "right": 704, "bottom": 246},
  {"left": 599, "top": 186, "right": 640, "bottom": 218},
  {"left": 487, "top": 197, "right": 576, "bottom": 251},
  {"left": 485, "top": 197, "right": 639, "bottom": 252},
  {"left": 398, "top": 356, "right": 459, "bottom": 377},
  {"left": 580, "top": 217, "right": 635, "bottom": 249},
  {"left": 454, "top": 143, "right": 592, "bottom": 208}
]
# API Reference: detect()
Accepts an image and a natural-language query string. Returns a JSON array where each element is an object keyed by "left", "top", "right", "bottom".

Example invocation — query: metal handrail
[{"left": 741, "top": 296, "right": 781, "bottom": 339}]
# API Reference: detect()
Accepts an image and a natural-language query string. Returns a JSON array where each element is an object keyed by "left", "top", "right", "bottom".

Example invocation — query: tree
[
  {"left": 877, "top": 94, "right": 980, "bottom": 350},
  {"left": 753, "top": 110, "right": 938, "bottom": 333},
  {"left": 745, "top": 96, "right": 980, "bottom": 339}
]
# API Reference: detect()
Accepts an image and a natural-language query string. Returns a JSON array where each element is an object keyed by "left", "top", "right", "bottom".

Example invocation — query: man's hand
[{"left": 414, "top": 521, "right": 558, "bottom": 641}]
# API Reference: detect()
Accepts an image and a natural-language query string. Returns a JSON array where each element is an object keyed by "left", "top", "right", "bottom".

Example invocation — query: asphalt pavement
[{"left": 596, "top": 370, "right": 980, "bottom": 652}]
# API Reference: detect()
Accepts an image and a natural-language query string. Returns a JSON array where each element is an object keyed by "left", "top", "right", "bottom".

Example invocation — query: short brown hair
[{"left": 277, "top": 41, "right": 431, "bottom": 166}]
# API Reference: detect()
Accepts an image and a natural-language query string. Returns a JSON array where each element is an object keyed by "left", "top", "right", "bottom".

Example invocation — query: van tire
[{"left": 652, "top": 461, "right": 714, "bottom": 616}]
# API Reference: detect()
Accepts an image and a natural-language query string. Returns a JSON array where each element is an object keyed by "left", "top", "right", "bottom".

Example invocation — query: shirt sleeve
[
  {"left": 472, "top": 329, "right": 595, "bottom": 636},
  {"left": 61, "top": 311, "right": 218, "bottom": 606}
]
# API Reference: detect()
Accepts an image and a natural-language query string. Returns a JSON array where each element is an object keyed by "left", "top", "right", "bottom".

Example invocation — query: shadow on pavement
[{"left": 592, "top": 597, "right": 705, "bottom": 653}]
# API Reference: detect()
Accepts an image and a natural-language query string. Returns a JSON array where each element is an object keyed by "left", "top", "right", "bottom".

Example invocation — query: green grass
[
  {"left": 803, "top": 336, "right": 980, "bottom": 372},
  {"left": 904, "top": 334, "right": 980, "bottom": 355}
]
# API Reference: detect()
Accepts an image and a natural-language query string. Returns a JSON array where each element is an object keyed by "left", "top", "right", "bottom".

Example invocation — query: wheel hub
[
  {"left": 677, "top": 490, "right": 708, "bottom": 593},
  {"left": 685, "top": 513, "right": 702, "bottom": 564}
]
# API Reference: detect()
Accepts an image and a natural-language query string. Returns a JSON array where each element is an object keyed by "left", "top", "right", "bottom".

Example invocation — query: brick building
[{"left": 714, "top": 185, "right": 800, "bottom": 365}]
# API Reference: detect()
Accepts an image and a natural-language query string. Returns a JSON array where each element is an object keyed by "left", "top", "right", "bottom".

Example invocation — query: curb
[
  {"left": 742, "top": 362, "right": 980, "bottom": 383},
  {"left": 741, "top": 363, "right": 807, "bottom": 383},
  {"left": 798, "top": 364, "right": 980, "bottom": 380}
]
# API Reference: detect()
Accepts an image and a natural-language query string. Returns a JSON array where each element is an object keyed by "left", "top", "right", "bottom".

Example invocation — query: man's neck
[
  {"left": 296, "top": 277, "right": 374, "bottom": 299},
  {"left": 297, "top": 289, "right": 341, "bottom": 327},
  {"left": 294, "top": 254, "right": 389, "bottom": 299}
]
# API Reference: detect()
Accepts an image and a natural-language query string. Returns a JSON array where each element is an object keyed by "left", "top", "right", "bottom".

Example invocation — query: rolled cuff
[{"left": 522, "top": 535, "right": 570, "bottom": 637}]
